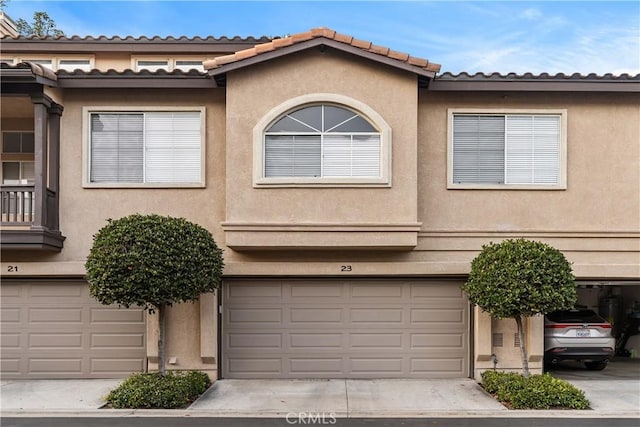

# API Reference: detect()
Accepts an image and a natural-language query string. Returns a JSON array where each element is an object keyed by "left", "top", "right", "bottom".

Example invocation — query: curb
[{"left": 2, "top": 409, "right": 639, "bottom": 418}]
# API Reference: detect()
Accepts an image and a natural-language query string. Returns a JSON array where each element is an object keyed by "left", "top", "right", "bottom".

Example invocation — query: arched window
[
  {"left": 254, "top": 94, "right": 391, "bottom": 187},
  {"left": 264, "top": 104, "right": 380, "bottom": 178}
]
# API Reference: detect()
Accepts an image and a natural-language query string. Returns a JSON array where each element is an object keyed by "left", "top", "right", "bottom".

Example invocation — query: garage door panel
[
  {"left": 228, "top": 358, "right": 282, "bottom": 374},
  {"left": 228, "top": 333, "right": 282, "bottom": 349},
  {"left": 90, "top": 308, "right": 144, "bottom": 324},
  {"left": 410, "top": 308, "right": 465, "bottom": 324},
  {"left": 290, "top": 333, "right": 343, "bottom": 349},
  {"left": 290, "top": 283, "right": 343, "bottom": 298},
  {"left": 229, "top": 308, "right": 282, "bottom": 324},
  {"left": 223, "top": 279, "right": 469, "bottom": 379},
  {"left": 2, "top": 284, "right": 22, "bottom": 298},
  {"left": 91, "top": 358, "right": 145, "bottom": 373},
  {"left": 350, "top": 358, "right": 403, "bottom": 374},
  {"left": 411, "top": 358, "right": 465, "bottom": 374},
  {"left": 29, "top": 333, "right": 83, "bottom": 349},
  {"left": 29, "top": 358, "right": 83, "bottom": 374},
  {"left": 1, "top": 358, "right": 20, "bottom": 373},
  {"left": 350, "top": 333, "right": 403, "bottom": 349},
  {"left": 350, "top": 308, "right": 403, "bottom": 323},
  {"left": 226, "top": 282, "right": 282, "bottom": 299},
  {"left": 2, "top": 333, "right": 21, "bottom": 348},
  {"left": 409, "top": 282, "right": 466, "bottom": 298},
  {"left": 29, "top": 308, "right": 83, "bottom": 323},
  {"left": 29, "top": 284, "right": 83, "bottom": 298},
  {"left": 351, "top": 284, "right": 402, "bottom": 298},
  {"left": 1, "top": 280, "right": 146, "bottom": 379},
  {"left": 411, "top": 333, "right": 465, "bottom": 348},
  {"left": 290, "top": 308, "right": 342, "bottom": 323},
  {"left": 91, "top": 333, "right": 145, "bottom": 349},
  {"left": 289, "top": 358, "right": 343, "bottom": 374},
  {"left": 1, "top": 308, "right": 21, "bottom": 323}
]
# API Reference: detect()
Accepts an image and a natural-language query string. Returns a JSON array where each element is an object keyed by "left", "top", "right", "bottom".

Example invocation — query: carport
[{"left": 575, "top": 281, "right": 640, "bottom": 361}]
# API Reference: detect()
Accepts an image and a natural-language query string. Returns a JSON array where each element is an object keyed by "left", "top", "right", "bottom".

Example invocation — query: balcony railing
[{"left": 1, "top": 185, "right": 34, "bottom": 224}]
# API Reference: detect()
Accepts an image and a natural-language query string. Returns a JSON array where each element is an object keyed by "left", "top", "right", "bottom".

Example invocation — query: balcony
[
  {"left": 0, "top": 63, "right": 65, "bottom": 251},
  {"left": 1, "top": 185, "right": 64, "bottom": 251}
]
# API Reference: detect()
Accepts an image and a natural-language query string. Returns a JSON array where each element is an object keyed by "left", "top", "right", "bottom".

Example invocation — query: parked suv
[{"left": 544, "top": 308, "right": 615, "bottom": 370}]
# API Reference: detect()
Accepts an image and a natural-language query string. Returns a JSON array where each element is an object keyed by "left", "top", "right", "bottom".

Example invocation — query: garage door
[
  {"left": 223, "top": 279, "right": 469, "bottom": 379},
  {"left": 1, "top": 279, "right": 146, "bottom": 379}
]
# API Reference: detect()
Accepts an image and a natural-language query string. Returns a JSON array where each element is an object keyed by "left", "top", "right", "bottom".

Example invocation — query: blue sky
[{"left": 3, "top": 1, "right": 639, "bottom": 75}]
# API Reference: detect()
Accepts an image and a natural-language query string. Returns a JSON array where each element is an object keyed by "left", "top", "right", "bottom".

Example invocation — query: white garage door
[
  {"left": 223, "top": 278, "right": 469, "bottom": 379},
  {"left": 1, "top": 279, "right": 146, "bottom": 379}
]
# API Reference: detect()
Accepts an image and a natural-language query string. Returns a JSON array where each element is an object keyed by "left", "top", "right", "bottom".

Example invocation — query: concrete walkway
[{"left": 1, "top": 368, "right": 638, "bottom": 418}]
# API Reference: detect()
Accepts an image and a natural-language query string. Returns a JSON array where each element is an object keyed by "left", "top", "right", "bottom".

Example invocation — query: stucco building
[{"left": 1, "top": 27, "right": 639, "bottom": 380}]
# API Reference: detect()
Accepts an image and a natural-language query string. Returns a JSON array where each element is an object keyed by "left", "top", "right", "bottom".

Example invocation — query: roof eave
[
  {"left": 429, "top": 79, "right": 640, "bottom": 92},
  {"left": 56, "top": 73, "right": 218, "bottom": 89},
  {"left": 207, "top": 38, "right": 438, "bottom": 83},
  {"left": 0, "top": 68, "right": 57, "bottom": 87},
  {"left": 0, "top": 36, "right": 272, "bottom": 54}
]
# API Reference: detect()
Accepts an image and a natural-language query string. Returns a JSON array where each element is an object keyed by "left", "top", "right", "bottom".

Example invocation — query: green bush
[
  {"left": 105, "top": 371, "right": 211, "bottom": 409},
  {"left": 481, "top": 371, "right": 590, "bottom": 410}
]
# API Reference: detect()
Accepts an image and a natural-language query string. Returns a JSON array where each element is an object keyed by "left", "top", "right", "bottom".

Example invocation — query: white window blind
[
  {"left": 505, "top": 115, "right": 560, "bottom": 184},
  {"left": 453, "top": 115, "right": 505, "bottom": 184},
  {"left": 145, "top": 112, "right": 201, "bottom": 183},
  {"left": 452, "top": 114, "right": 560, "bottom": 185},
  {"left": 264, "top": 104, "right": 381, "bottom": 179},
  {"left": 90, "top": 114, "right": 144, "bottom": 183},
  {"left": 90, "top": 112, "right": 201, "bottom": 184}
]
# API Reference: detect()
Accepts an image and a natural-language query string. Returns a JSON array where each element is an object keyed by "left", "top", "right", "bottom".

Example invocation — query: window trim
[
  {"left": 132, "top": 57, "right": 205, "bottom": 72},
  {"left": 447, "top": 108, "right": 567, "bottom": 190},
  {"left": 82, "top": 106, "right": 206, "bottom": 188},
  {"left": 11, "top": 55, "right": 95, "bottom": 71},
  {"left": 253, "top": 93, "right": 392, "bottom": 188}
]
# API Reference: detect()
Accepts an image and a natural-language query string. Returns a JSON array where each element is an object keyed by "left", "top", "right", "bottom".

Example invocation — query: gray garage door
[
  {"left": 1, "top": 279, "right": 146, "bottom": 379},
  {"left": 223, "top": 279, "right": 469, "bottom": 379}
]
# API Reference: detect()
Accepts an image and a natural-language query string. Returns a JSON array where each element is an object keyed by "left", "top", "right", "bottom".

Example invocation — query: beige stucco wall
[
  {"left": 2, "top": 48, "right": 639, "bottom": 378},
  {"left": 415, "top": 91, "right": 640, "bottom": 279},
  {"left": 225, "top": 49, "right": 418, "bottom": 226}
]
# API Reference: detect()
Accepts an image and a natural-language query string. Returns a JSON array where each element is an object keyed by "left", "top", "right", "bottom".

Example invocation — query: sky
[{"left": 3, "top": 1, "right": 639, "bottom": 75}]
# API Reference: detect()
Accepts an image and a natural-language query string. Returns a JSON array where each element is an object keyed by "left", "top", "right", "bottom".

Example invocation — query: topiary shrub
[
  {"left": 481, "top": 371, "right": 590, "bottom": 410},
  {"left": 105, "top": 371, "right": 211, "bottom": 409},
  {"left": 86, "top": 214, "right": 224, "bottom": 374},
  {"left": 463, "top": 239, "right": 576, "bottom": 377}
]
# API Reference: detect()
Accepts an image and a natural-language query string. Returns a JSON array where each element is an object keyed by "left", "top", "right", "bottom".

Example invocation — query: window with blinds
[
  {"left": 89, "top": 111, "right": 202, "bottom": 184},
  {"left": 264, "top": 104, "right": 381, "bottom": 179},
  {"left": 452, "top": 114, "right": 561, "bottom": 186}
]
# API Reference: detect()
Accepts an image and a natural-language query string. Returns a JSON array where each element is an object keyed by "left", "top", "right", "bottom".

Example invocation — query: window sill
[
  {"left": 447, "top": 183, "right": 567, "bottom": 190},
  {"left": 82, "top": 182, "right": 205, "bottom": 189},
  {"left": 254, "top": 177, "right": 391, "bottom": 188}
]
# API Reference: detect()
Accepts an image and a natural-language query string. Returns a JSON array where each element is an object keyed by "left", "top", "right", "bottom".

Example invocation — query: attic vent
[
  {"left": 514, "top": 333, "right": 521, "bottom": 347},
  {"left": 492, "top": 333, "right": 503, "bottom": 347}
]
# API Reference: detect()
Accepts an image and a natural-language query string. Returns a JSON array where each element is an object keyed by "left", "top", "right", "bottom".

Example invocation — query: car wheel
[{"left": 584, "top": 361, "right": 607, "bottom": 371}]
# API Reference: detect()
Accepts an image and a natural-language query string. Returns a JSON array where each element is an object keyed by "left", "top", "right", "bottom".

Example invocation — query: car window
[{"left": 547, "top": 310, "right": 607, "bottom": 323}]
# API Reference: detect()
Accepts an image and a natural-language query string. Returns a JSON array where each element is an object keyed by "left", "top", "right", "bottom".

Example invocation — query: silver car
[{"left": 544, "top": 308, "right": 615, "bottom": 371}]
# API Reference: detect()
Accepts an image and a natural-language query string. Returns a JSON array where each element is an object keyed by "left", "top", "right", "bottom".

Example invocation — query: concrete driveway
[
  {"left": 548, "top": 358, "right": 640, "bottom": 412},
  {"left": 188, "top": 378, "right": 506, "bottom": 416}
]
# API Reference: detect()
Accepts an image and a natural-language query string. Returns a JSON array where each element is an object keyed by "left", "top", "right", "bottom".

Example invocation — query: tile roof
[
  {"left": 203, "top": 27, "right": 441, "bottom": 74},
  {"left": 0, "top": 61, "right": 57, "bottom": 81},
  {"left": 1, "top": 35, "right": 270, "bottom": 43},
  {"left": 437, "top": 72, "right": 640, "bottom": 81}
]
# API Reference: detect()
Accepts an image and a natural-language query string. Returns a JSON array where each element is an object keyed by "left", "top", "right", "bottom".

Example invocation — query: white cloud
[{"left": 521, "top": 8, "right": 543, "bottom": 21}]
